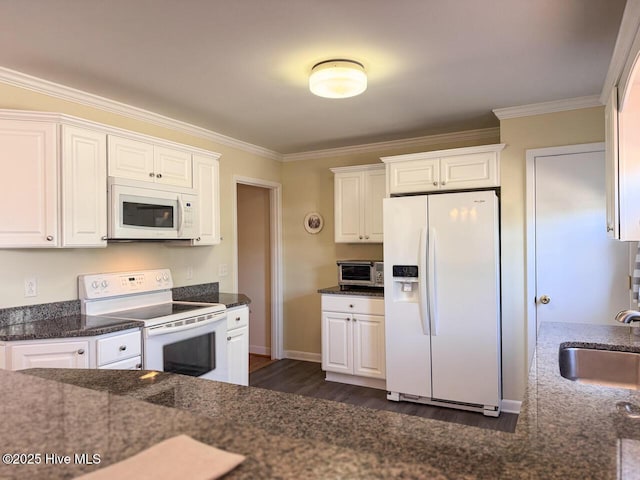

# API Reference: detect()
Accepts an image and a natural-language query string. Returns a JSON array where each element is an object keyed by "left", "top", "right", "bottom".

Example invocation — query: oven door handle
[{"left": 145, "top": 313, "right": 226, "bottom": 337}]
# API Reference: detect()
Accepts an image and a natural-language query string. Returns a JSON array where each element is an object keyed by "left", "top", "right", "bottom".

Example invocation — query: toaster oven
[{"left": 337, "top": 260, "right": 384, "bottom": 289}]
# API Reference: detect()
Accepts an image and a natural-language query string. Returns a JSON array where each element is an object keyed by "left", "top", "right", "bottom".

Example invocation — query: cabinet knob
[
  {"left": 46, "top": 235, "right": 54, "bottom": 241},
  {"left": 353, "top": 317, "right": 357, "bottom": 322},
  {"left": 607, "top": 225, "right": 614, "bottom": 232},
  {"left": 433, "top": 181, "right": 438, "bottom": 186},
  {"left": 101, "top": 235, "right": 108, "bottom": 241},
  {"left": 195, "top": 237, "right": 201, "bottom": 242},
  {"left": 136, "top": 363, "right": 142, "bottom": 369},
  {"left": 346, "top": 317, "right": 351, "bottom": 321},
  {"left": 77, "top": 349, "right": 85, "bottom": 355},
  {"left": 441, "top": 181, "right": 446, "bottom": 186},
  {"left": 156, "top": 173, "right": 163, "bottom": 179},
  {"left": 149, "top": 172, "right": 155, "bottom": 177},
  {"left": 365, "top": 235, "right": 370, "bottom": 239},
  {"left": 359, "top": 235, "right": 363, "bottom": 240},
  {"left": 119, "top": 345, "right": 127, "bottom": 351},
  {"left": 349, "top": 304, "right": 354, "bottom": 308},
  {"left": 227, "top": 336, "right": 232, "bottom": 341},
  {"left": 235, "top": 317, "right": 241, "bottom": 322}
]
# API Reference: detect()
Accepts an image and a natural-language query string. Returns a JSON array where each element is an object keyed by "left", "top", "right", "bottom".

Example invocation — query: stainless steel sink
[{"left": 559, "top": 344, "right": 640, "bottom": 390}]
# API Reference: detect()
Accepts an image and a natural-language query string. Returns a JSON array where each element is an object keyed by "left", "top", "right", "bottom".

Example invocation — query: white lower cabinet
[
  {"left": 321, "top": 294, "right": 385, "bottom": 389},
  {"left": 226, "top": 305, "right": 249, "bottom": 386},
  {"left": 10, "top": 340, "right": 90, "bottom": 370},
  {"left": 1, "top": 328, "right": 141, "bottom": 371}
]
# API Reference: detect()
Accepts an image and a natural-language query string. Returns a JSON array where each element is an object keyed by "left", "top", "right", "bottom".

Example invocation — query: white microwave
[{"left": 108, "top": 177, "right": 198, "bottom": 240}]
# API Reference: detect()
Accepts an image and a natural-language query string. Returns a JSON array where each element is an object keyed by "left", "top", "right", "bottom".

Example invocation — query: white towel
[{"left": 74, "top": 435, "right": 245, "bottom": 480}]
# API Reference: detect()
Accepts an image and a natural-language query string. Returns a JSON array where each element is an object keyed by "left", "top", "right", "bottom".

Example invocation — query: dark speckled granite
[
  {"left": 317, "top": 285, "right": 384, "bottom": 297},
  {"left": 0, "top": 300, "right": 80, "bottom": 327},
  {"left": 19, "top": 321, "right": 640, "bottom": 479},
  {"left": 172, "top": 282, "right": 219, "bottom": 300},
  {"left": 0, "top": 315, "right": 142, "bottom": 341}
]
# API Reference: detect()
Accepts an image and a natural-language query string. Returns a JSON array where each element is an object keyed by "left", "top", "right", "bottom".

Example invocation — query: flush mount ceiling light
[{"left": 309, "top": 59, "right": 367, "bottom": 99}]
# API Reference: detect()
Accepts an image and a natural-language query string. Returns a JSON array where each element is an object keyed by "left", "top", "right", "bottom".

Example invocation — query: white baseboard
[
  {"left": 283, "top": 350, "right": 321, "bottom": 363},
  {"left": 501, "top": 399, "right": 522, "bottom": 414},
  {"left": 325, "top": 372, "right": 387, "bottom": 390},
  {"left": 249, "top": 345, "right": 271, "bottom": 356}
]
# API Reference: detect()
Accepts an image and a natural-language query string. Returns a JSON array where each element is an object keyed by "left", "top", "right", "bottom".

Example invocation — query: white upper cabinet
[
  {"left": 108, "top": 135, "right": 193, "bottom": 188},
  {"left": 382, "top": 144, "right": 504, "bottom": 195},
  {"left": 61, "top": 125, "right": 108, "bottom": 247},
  {"left": 191, "top": 153, "right": 221, "bottom": 245},
  {"left": 331, "top": 164, "right": 385, "bottom": 243},
  {"left": 0, "top": 119, "right": 59, "bottom": 247}
]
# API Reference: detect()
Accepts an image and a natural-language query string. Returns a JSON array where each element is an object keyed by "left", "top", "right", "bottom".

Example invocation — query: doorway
[
  {"left": 233, "top": 176, "right": 283, "bottom": 361},
  {"left": 525, "top": 143, "right": 630, "bottom": 366}
]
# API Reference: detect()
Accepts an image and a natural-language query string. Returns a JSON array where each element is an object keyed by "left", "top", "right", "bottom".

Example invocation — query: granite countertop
[
  {"left": 317, "top": 285, "right": 384, "bottom": 297},
  {"left": 0, "top": 288, "right": 250, "bottom": 342},
  {"left": 6, "top": 321, "right": 640, "bottom": 478}
]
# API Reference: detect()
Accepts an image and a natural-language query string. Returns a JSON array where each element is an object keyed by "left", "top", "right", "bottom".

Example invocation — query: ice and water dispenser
[{"left": 391, "top": 265, "right": 419, "bottom": 301}]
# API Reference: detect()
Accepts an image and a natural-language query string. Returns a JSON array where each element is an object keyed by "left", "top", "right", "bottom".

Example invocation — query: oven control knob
[
  {"left": 91, "top": 281, "right": 99, "bottom": 289},
  {"left": 162, "top": 273, "right": 169, "bottom": 281},
  {"left": 156, "top": 274, "right": 162, "bottom": 282},
  {"left": 101, "top": 280, "right": 109, "bottom": 288}
]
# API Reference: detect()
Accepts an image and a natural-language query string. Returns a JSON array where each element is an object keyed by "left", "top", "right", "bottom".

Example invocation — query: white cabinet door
[
  {"left": 192, "top": 154, "right": 220, "bottom": 245},
  {"left": 96, "top": 330, "right": 141, "bottom": 366},
  {"left": 61, "top": 125, "right": 107, "bottom": 247},
  {"left": 107, "top": 135, "right": 155, "bottom": 182},
  {"left": 227, "top": 326, "right": 249, "bottom": 386},
  {"left": 363, "top": 169, "right": 385, "bottom": 242},
  {"left": 387, "top": 158, "right": 439, "bottom": 194},
  {"left": 605, "top": 87, "right": 619, "bottom": 238},
  {"left": 321, "top": 312, "right": 352, "bottom": 374},
  {"left": 0, "top": 120, "right": 58, "bottom": 247},
  {"left": 334, "top": 172, "right": 362, "bottom": 242},
  {"left": 154, "top": 145, "right": 192, "bottom": 188},
  {"left": 10, "top": 340, "right": 90, "bottom": 370},
  {"left": 352, "top": 314, "right": 385, "bottom": 379},
  {"left": 439, "top": 152, "right": 498, "bottom": 190}
]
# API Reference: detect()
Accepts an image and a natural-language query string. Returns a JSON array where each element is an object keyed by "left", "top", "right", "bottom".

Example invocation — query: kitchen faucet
[{"left": 615, "top": 310, "right": 640, "bottom": 324}]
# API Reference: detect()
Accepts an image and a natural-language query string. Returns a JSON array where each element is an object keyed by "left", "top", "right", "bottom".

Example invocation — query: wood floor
[
  {"left": 249, "top": 358, "right": 518, "bottom": 432},
  {"left": 248, "top": 354, "right": 277, "bottom": 373}
]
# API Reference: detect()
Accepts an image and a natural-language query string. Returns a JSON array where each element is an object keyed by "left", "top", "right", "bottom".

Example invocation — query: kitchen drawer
[
  {"left": 96, "top": 330, "right": 141, "bottom": 366},
  {"left": 321, "top": 295, "right": 384, "bottom": 315},
  {"left": 99, "top": 356, "right": 142, "bottom": 370},
  {"left": 227, "top": 305, "right": 249, "bottom": 331}
]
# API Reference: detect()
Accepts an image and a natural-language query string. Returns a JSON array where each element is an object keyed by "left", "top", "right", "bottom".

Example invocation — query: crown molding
[
  {"left": 492, "top": 95, "right": 602, "bottom": 120},
  {"left": 282, "top": 127, "right": 500, "bottom": 162},
  {"left": 0, "top": 66, "right": 281, "bottom": 161}
]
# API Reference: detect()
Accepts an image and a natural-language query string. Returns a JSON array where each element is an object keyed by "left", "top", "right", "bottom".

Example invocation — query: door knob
[{"left": 539, "top": 295, "right": 551, "bottom": 305}]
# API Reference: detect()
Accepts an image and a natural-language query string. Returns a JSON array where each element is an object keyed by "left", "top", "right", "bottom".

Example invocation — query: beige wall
[
  {"left": 281, "top": 136, "right": 499, "bottom": 358},
  {"left": 237, "top": 184, "right": 271, "bottom": 352},
  {"left": 499, "top": 106, "right": 605, "bottom": 401},
  {"left": 0, "top": 82, "right": 281, "bottom": 307}
]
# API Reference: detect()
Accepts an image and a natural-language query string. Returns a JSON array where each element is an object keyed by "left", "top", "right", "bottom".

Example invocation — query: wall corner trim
[
  {"left": 492, "top": 95, "right": 602, "bottom": 120},
  {"left": 500, "top": 399, "right": 522, "bottom": 414}
]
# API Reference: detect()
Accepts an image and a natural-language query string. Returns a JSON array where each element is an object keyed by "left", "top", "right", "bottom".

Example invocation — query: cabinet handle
[
  {"left": 156, "top": 173, "right": 163, "bottom": 179},
  {"left": 149, "top": 172, "right": 155, "bottom": 177},
  {"left": 136, "top": 363, "right": 142, "bottom": 369},
  {"left": 46, "top": 235, "right": 54, "bottom": 241},
  {"left": 441, "top": 181, "right": 446, "bottom": 186},
  {"left": 235, "top": 317, "right": 241, "bottom": 322},
  {"left": 433, "top": 181, "right": 438, "bottom": 186},
  {"left": 77, "top": 349, "right": 85, "bottom": 355},
  {"left": 227, "top": 336, "right": 232, "bottom": 341},
  {"left": 196, "top": 237, "right": 201, "bottom": 242},
  {"left": 119, "top": 345, "right": 127, "bottom": 351}
]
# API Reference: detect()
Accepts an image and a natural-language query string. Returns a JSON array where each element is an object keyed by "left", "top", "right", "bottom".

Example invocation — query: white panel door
[
  {"left": 363, "top": 169, "right": 385, "bottom": 242},
  {"left": 322, "top": 312, "right": 352, "bottom": 374},
  {"left": 334, "top": 173, "right": 362, "bottom": 242},
  {"left": 0, "top": 120, "right": 58, "bottom": 247},
  {"left": 193, "top": 154, "right": 220, "bottom": 245},
  {"left": 439, "top": 152, "right": 498, "bottom": 190},
  {"left": 107, "top": 135, "right": 154, "bottom": 181},
  {"left": 428, "top": 191, "right": 500, "bottom": 407},
  {"left": 154, "top": 146, "right": 192, "bottom": 188},
  {"left": 387, "top": 158, "right": 439, "bottom": 194},
  {"left": 536, "top": 150, "right": 629, "bottom": 325},
  {"left": 61, "top": 125, "right": 107, "bottom": 247},
  {"left": 352, "top": 314, "right": 385, "bottom": 379},
  {"left": 383, "top": 196, "right": 431, "bottom": 398},
  {"left": 227, "top": 326, "right": 249, "bottom": 386}
]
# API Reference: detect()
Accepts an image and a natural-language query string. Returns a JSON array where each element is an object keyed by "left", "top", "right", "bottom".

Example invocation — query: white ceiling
[{"left": 0, "top": 0, "right": 626, "bottom": 154}]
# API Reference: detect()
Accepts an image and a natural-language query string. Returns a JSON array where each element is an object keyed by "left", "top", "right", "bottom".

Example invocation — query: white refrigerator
[{"left": 383, "top": 190, "right": 501, "bottom": 416}]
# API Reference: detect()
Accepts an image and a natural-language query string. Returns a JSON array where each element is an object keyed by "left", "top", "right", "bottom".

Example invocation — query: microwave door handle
[{"left": 177, "top": 196, "right": 185, "bottom": 237}]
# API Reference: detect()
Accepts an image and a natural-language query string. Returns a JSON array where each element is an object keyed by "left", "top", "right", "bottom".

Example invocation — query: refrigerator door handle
[
  {"left": 418, "top": 226, "right": 430, "bottom": 335},
  {"left": 428, "top": 227, "right": 438, "bottom": 336}
]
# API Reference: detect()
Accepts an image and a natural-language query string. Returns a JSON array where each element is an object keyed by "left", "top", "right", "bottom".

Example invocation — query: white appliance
[
  {"left": 79, "top": 269, "right": 228, "bottom": 382},
  {"left": 383, "top": 190, "right": 501, "bottom": 416},
  {"left": 108, "top": 177, "right": 198, "bottom": 240}
]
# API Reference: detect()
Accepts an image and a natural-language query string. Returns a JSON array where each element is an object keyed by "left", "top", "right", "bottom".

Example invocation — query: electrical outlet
[
  {"left": 24, "top": 277, "right": 37, "bottom": 297},
  {"left": 218, "top": 264, "right": 228, "bottom": 277},
  {"left": 186, "top": 266, "right": 193, "bottom": 280}
]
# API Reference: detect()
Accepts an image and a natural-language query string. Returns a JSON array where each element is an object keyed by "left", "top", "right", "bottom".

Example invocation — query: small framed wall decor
[{"left": 304, "top": 212, "right": 324, "bottom": 234}]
